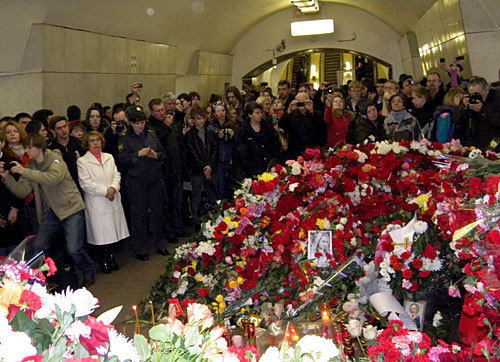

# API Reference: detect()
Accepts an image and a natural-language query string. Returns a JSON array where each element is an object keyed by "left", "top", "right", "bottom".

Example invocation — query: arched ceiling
[{"left": 0, "top": 0, "right": 436, "bottom": 72}]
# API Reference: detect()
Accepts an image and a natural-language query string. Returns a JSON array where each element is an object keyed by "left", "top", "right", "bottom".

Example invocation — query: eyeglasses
[{"left": 213, "top": 101, "right": 226, "bottom": 107}]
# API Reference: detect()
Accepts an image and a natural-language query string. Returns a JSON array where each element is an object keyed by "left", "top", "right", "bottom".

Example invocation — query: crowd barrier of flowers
[{"left": 147, "top": 139, "right": 500, "bottom": 360}]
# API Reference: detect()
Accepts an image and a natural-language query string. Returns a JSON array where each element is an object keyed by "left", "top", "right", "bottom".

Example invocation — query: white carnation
[
  {"left": 296, "top": 335, "right": 340, "bottom": 361},
  {"left": 414, "top": 221, "right": 428, "bottom": 234}
]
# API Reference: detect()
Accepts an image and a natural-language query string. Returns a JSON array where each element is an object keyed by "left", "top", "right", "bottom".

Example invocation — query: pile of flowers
[
  {"left": 0, "top": 257, "right": 140, "bottom": 362},
  {"left": 148, "top": 139, "right": 500, "bottom": 359}
]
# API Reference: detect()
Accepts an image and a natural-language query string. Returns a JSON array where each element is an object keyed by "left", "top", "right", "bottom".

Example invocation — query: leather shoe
[
  {"left": 83, "top": 274, "right": 96, "bottom": 288},
  {"left": 135, "top": 254, "right": 149, "bottom": 261},
  {"left": 157, "top": 248, "right": 170, "bottom": 256}
]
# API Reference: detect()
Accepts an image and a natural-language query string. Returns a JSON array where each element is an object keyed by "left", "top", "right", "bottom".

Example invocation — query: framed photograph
[
  {"left": 404, "top": 300, "right": 426, "bottom": 331},
  {"left": 307, "top": 230, "right": 333, "bottom": 267}
]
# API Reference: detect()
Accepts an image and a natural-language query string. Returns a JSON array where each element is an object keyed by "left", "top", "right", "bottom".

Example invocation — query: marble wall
[
  {"left": 0, "top": 73, "right": 43, "bottom": 117},
  {"left": 460, "top": 0, "right": 500, "bottom": 82},
  {"left": 41, "top": 24, "right": 177, "bottom": 116},
  {"left": 176, "top": 50, "right": 233, "bottom": 104},
  {"left": 413, "top": 0, "right": 471, "bottom": 81}
]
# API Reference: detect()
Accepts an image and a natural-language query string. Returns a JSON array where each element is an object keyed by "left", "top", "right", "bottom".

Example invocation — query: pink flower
[
  {"left": 448, "top": 285, "right": 461, "bottom": 298},
  {"left": 187, "top": 303, "right": 214, "bottom": 329},
  {"left": 165, "top": 318, "right": 185, "bottom": 336}
]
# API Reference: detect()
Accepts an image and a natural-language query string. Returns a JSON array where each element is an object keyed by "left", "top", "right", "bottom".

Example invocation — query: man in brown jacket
[{"left": 0, "top": 134, "right": 95, "bottom": 287}]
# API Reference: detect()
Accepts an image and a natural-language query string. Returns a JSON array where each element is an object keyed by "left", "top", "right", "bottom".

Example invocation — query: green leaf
[
  {"left": 134, "top": 333, "right": 151, "bottom": 360},
  {"left": 10, "top": 311, "right": 37, "bottom": 334},
  {"left": 46, "top": 337, "right": 68, "bottom": 362},
  {"left": 149, "top": 324, "right": 172, "bottom": 343},
  {"left": 293, "top": 345, "right": 302, "bottom": 361},
  {"left": 97, "top": 305, "right": 123, "bottom": 325}
]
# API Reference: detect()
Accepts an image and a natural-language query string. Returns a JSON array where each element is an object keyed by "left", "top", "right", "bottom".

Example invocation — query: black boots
[
  {"left": 98, "top": 248, "right": 119, "bottom": 274},
  {"left": 109, "top": 253, "right": 119, "bottom": 271}
]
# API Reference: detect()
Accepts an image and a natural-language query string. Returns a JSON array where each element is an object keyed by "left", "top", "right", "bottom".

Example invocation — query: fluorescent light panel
[{"left": 291, "top": 19, "right": 334, "bottom": 36}]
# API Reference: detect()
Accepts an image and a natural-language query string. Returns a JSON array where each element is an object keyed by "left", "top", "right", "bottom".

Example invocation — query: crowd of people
[{"left": 1, "top": 61, "right": 500, "bottom": 288}]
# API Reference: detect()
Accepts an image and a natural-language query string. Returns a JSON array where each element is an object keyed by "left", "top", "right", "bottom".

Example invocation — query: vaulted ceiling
[{"left": 0, "top": 0, "right": 436, "bottom": 72}]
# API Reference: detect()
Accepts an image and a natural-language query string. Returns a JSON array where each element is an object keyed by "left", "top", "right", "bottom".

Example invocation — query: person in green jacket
[{"left": 0, "top": 133, "right": 96, "bottom": 287}]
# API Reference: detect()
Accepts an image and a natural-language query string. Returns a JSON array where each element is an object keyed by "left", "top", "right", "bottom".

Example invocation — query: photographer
[
  {"left": 117, "top": 106, "right": 167, "bottom": 260},
  {"left": 279, "top": 92, "right": 326, "bottom": 160},
  {"left": 456, "top": 76, "right": 500, "bottom": 150},
  {"left": 103, "top": 103, "right": 128, "bottom": 159},
  {"left": 0, "top": 134, "right": 95, "bottom": 286}
]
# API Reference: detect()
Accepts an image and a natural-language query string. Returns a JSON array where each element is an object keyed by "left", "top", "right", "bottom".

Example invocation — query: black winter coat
[
  {"left": 234, "top": 120, "right": 281, "bottom": 179},
  {"left": 184, "top": 127, "right": 219, "bottom": 174},
  {"left": 346, "top": 115, "right": 386, "bottom": 145}
]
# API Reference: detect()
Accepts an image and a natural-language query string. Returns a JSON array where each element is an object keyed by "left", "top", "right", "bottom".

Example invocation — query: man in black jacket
[
  {"left": 184, "top": 107, "right": 218, "bottom": 228},
  {"left": 117, "top": 106, "right": 168, "bottom": 260},
  {"left": 279, "top": 92, "right": 326, "bottom": 161},
  {"left": 48, "top": 116, "right": 84, "bottom": 191},
  {"left": 456, "top": 76, "right": 500, "bottom": 150},
  {"left": 148, "top": 98, "right": 186, "bottom": 239}
]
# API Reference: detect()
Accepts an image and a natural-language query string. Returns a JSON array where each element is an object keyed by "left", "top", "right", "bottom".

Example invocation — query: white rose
[
  {"left": 363, "top": 325, "right": 378, "bottom": 340},
  {"left": 346, "top": 319, "right": 362, "bottom": 337}
]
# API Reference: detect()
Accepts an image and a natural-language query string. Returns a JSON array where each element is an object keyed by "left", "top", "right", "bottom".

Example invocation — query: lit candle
[
  {"left": 132, "top": 305, "right": 141, "bottom": 334},
  {"left": 320, "top": 302, "right": 331, "bottom": 323},
  {"left": 149, "top": 301, "right": 155, "bottom": 326}
]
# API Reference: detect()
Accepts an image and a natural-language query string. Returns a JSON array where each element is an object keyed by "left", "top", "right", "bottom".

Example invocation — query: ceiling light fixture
[
  {"left": 291, "top": 19, "right": 334, "bottom": 36},
  {"left": 291, "top": 0, "right": 320, "bottom": 13}
]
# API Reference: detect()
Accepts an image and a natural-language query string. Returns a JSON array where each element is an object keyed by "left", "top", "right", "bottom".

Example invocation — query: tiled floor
[{"left": 86, "top": 237, "right": 188, "bottom": 337}]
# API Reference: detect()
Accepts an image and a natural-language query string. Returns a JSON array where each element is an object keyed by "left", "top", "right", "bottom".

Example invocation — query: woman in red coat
[{"left": 324, "top": 95, "right": 355, "bottom": 148}]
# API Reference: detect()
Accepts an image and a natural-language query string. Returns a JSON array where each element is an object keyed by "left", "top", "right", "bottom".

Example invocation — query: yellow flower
[
  {"left": 215, "top": 295, "right": 224, "bottom": 303},
  {"left": 191, "top": 261, "right": 198, "bottom": 270},
  {"left": 299, "top": 230, "right": 305, "bottom": 239},
  {"left": 414, "top": 194, "right": 429, "bottom": 211},
  {"left": 316, "top": 218, "right": 325, "bottom": 230},
  {"left": 236, "top": 261, "right": 246, "bottom": 269},
  {"left": 236, "top": 277, "right": 244, "bottom": 285},
  {"left": 194, "top": 274, "right": 204, "bottom": 283},
  {"left": 259, "top": 172, "right": 275, "bottom": 182},
  {"left": 0, "top": 280, "right": 23, "bottom": 316},
  {"left": 228, "top": 280, "right": 238, "bottom": 289}
]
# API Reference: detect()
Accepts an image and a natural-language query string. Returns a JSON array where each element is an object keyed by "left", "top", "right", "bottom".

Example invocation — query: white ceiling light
[
  {"left": 291, "top": 19, "right": 334, "bottom": 37},
  {"left": 291, "top": 0, "right": 320, "bottom": 13}
]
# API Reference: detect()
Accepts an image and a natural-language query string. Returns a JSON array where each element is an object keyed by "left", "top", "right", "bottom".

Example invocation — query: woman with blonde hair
[
  {"left": 433, "top": 87, "right": 467, "bottom": 143},
  {"left": 77, "top": 131, "right": 129, "bottom": 273}
]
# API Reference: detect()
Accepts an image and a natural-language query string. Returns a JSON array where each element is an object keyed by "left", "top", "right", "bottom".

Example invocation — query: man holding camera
[
  {"left": 456, "top": 76, "right": 500, "bottom": 150},
  {"left": 0, "top": 134, "right": 95, "bottom": 286},
  {"left": 279, "top": 92, "right": 326, "bottom": 160}
]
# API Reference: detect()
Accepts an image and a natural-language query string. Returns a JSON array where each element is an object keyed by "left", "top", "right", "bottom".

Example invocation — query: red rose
[
  {"left": 409, "top": 282, "right": 419, "bottom": 292},
  {"left": 197, "top": 288, "right": 209, "bottom": 297},
  {"left": 412, "top": 258, "right": 423, "bottom": 270},
  {"left": 79, "top": 316, "right": 110, "bottom": 356},
  {"left": 172, "top": 278, "right": 179, "bottom": 284},
  {"left": 402, "top": 269, "right": 413, "bottom": 279},
  {"left": 187, "top": 267, "right": 196, "bottom": 276},
  {"left": 390, "top": 255, "right": 399, "bottom": 265}
]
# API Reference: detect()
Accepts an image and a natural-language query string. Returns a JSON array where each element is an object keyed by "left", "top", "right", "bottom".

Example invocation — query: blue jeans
[{"left": 33, "top": 209, "right": 95, "bottom": 278}]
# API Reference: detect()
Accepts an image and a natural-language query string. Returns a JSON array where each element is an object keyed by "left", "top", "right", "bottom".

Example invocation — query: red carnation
[
  {"left": 197, "top": 288, "right": 209, "bottom": 297},
  {"left": 409, "top": 282, "right": 419, "bottom": 292},
  {"left": 412, "top": 258, "right": 423, "bottom": 270},
  {"left": 389, "top": 255, "right": 399, "bottom": 265},
  {"left": 393, "top": 262, "right": 403, "bottom": 271},
  {"left": 382, "top": 242, "right": 394, "bottom": 253},
  {"left": 79, "top": 316, "right": 110, "bottom": 356},
  {"left": 402, "top": 269, "right": 413, "bottom": 279},
  {"left": 400, "top": 251, "right": 411, "bottom": 261},
  {"left": 19, "top": 290, "right": 42, "bottom": 312},
  {"left": 419, "top": 271, "right": 430, "bottom": 278},
  {"left": 44, "top": 257, "right": 57, "bottom": 276}
]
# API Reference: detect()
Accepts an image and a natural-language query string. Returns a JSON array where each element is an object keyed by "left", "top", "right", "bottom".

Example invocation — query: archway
[{"left": 242, "top": 48, "right": 392, "bottom": 90}]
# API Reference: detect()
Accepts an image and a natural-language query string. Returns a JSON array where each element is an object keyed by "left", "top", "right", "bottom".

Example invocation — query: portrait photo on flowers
[
  {"left": 404, "top": 300, "right": 426, "bottom": 331},
  {"left": 308, "top": 230, "right": 332, "bottom": 267}
]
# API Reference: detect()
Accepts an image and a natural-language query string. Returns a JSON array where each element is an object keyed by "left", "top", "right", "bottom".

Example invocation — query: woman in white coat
[{"left": 77, "top": 131, "right": 129, "bottom": 273}]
